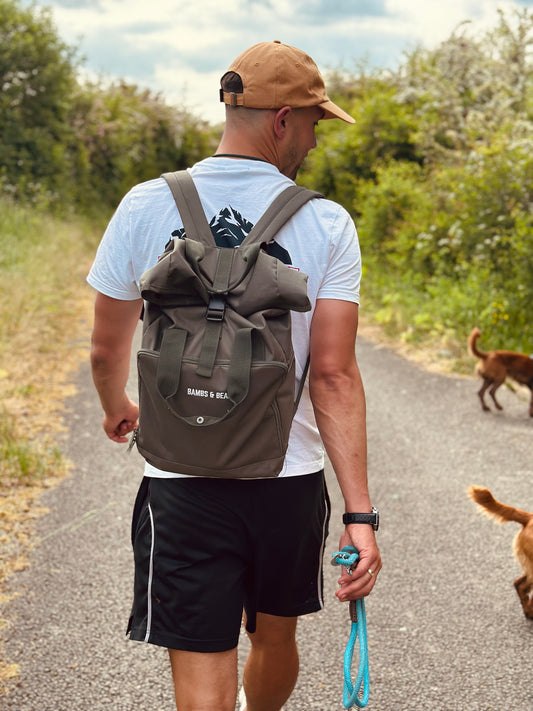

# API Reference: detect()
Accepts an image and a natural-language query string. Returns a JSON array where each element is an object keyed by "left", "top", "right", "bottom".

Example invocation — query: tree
[
  {"left": 393, "top": 8, "right": 533, "bottom": 161},
  {"left": 0, "top": 0, "right": 79, "bottom": 199},
  {"left": 301, "top": 73, "right": 421, "bottom": 209},
  {"left": 70, "top": 81, "right": 219, "bottom": 210}
]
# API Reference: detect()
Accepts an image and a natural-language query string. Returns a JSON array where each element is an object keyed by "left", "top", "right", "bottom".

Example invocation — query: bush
[
  {"left": 0, "top": 0, "right": 79, "bottom": 202},
  {"left": 301, "top": 8, "right": 533, "bottom": 359}
]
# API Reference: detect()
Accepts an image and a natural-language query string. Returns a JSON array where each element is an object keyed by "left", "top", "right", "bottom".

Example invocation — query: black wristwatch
[{"left": 342, "top": 506, "right": 379, "bottom": 531}]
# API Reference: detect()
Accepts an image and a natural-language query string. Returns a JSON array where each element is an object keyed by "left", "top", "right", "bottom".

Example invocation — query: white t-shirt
[{"left": 87, "top": 157, "right": 361, "bottom": 478}]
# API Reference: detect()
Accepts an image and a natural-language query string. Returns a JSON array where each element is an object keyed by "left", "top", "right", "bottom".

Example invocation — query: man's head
[{"left": 220, "top": 41, "right": 355, "bottom": 124}]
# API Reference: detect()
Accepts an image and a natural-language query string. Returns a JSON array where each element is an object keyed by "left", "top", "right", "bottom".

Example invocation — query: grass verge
[{"left": 0, "top": 198, "right": 103, "bottom": 693}]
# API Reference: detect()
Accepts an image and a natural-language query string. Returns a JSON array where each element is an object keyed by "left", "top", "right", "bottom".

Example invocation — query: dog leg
[
  {"left": 514, "top": 575, "right": 533, "bottom": 619},
  {"left": 524, "top": 595, "right": 533, "bottom": 619},
  {"left": 488, "top": 380, "right": 504, "bottom": 411},
  {"left": 529, "top": 389, "right": 533, "bottom": 418},
  {"left": 478, "top": 379, "right": 492, "bottom": 412}
]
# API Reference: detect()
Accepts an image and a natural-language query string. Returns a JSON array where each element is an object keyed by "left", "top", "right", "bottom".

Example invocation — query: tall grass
[
  {"left": 0, "top": 412, "right": 62, "bottom": 482},
  {"left": 0, "top": 197, "right": 104, "bottom": 485}
]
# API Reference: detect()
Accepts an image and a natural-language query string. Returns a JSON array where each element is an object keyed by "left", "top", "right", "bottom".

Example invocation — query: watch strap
[
  {"left": 342, "top": 513, "right": 376, "bottom": 525},
  {"left": 342, "top": 507, "right": 379, "bottom": 530}
]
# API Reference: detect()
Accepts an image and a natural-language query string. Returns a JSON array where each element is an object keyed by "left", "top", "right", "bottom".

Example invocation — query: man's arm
[
  {"left": 309, "top": 298, "right": 381, "bottom": 601},
  {"left": 90, "top": 292, "right": 143, "bottom": 443}
]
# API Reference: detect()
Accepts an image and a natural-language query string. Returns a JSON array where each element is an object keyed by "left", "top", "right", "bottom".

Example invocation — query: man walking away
[{"left": 88, "top": 40, "right": 381, "bottom": 711}]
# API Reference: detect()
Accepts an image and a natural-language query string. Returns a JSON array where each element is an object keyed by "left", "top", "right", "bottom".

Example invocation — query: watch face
[{"left": 372, "top": 507, "right": 379, "bottom": 530}]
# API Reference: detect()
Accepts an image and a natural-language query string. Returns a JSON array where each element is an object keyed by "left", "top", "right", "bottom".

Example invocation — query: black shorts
[{"left": 127, "top": 471, "right": 330, "bottom": 653}]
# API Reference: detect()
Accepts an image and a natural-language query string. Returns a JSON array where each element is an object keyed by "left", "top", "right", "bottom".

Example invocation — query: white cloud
[
  {"left": 386, "top": 0, "right": 528, "bottom": 45},
  {"left": 22, "top": 0, "right": 533, "bottom": 123}
]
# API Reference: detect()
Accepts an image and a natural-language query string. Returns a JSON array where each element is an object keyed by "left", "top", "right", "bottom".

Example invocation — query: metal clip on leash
[{"left": 331, "top": 546, "right": 370, "bottom": 708}]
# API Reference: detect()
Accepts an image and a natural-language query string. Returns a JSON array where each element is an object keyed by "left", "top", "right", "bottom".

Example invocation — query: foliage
[
  {"left": 0, "top": 409, "right": 62, "bottom": 483},
  {"left": 301, "top": 7, "right": 533, "bottom": 365},
  {"left": 0, "top": 194, "right": 101, "bottom": 367},
  {"left": 69, "top": 81, "right": 219, "bottom": 211},
  {"left": 0, "top": 0, "right": 79, "bottom": 201},
  {"left": 393, "top": 8, "right": 533, "bottom": 161},
  {"left": 0, "top": 194, "right": 100, "bottom": 485},
  {"left": 301, "top": 73, "right": 422, "bottom": 209},
  {"left": 0, "top": 0, "right": 219, "bottom": 213}
]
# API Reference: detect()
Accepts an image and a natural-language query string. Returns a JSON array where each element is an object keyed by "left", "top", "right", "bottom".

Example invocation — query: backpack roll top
[{"left": 140, "top": 235, "right": 311, "bottom": 314}]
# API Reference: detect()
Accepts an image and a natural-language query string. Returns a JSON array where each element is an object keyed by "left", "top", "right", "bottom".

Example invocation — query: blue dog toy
[{"left": 331, "top": 546, "right": 370, "bottom": 708}]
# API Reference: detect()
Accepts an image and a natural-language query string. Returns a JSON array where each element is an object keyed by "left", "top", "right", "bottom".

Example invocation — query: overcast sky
[{"left": 24, "top": 0, "right": 533, "bottom": 124}]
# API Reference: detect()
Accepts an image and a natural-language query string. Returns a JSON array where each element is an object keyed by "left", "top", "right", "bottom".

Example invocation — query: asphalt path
[{"left": 2, "top": 330, "right": 532, "bottom": 711}]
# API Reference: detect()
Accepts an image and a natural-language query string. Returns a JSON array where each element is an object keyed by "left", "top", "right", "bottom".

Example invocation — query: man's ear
[{"left": 273, "top": 106, "right": 293, "bottom": 138}]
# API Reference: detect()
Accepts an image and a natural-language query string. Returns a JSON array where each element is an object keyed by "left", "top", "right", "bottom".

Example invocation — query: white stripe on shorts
[
  {"left": 317, "top": 488, "right": 330, "bottom": 610},
  {"left": 144, "top": 503, "right": 155, "bottom": 642}
]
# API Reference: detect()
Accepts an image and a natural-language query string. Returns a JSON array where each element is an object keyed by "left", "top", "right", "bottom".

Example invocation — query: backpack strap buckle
[
  {"left": 198, "top": 295, "right": 226, "bottom": 377},
  {"left": 206, "top": 294, "right": 226, "bottom": 322}
]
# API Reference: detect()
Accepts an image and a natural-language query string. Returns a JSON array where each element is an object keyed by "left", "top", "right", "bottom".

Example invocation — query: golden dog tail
[
  {"left": 468, "top": 485, "right": 532, "bottom": 527},
  {"left": 467, "top": 327, "right": 487, "bottom": 360}
]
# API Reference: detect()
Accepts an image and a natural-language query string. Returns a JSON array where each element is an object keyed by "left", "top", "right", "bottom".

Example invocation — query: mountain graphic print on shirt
[{"left": 171, "top": 204, "right": 292, "bottom": 265}]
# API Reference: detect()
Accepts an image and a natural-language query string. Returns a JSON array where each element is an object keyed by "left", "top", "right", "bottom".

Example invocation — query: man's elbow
[
  {"left": 90, "top": 340, "right": 117, "bottom": 373},
  {"left": 309, "top": 366, "right": 357, "bottom": 393}
]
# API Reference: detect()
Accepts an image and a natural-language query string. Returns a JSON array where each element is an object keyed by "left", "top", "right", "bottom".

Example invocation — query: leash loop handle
[{"left": 331, "top": 546, "right": 370, "bottom": 708}]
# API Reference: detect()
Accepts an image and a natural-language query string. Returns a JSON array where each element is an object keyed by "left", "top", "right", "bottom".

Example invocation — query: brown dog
[
  {"left": 468, "top": 327, "right": 533, "bottom": 416},
  {"left": 468, "top": 485, "right": 533, "bottom": 619}
]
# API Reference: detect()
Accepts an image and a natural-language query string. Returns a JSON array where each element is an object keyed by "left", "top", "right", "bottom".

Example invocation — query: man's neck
[
  {"left": 215, "top": 128, "right": 281, "bottom": 171},
  {"left": 212, "top": 153, "right": 270, "bottom": 163}
]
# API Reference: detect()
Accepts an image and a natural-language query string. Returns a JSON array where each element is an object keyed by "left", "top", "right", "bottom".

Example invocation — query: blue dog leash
[{"left": 331, "top": 546, "right": 370, "bottom": 708}]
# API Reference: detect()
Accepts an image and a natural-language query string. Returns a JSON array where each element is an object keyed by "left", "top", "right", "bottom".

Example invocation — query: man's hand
[
  {"left": 335, "top": 526, "right": 382, "bottom": 602},
  {"left": 102, "top": 398, "right": 139, "bottom": 443}
]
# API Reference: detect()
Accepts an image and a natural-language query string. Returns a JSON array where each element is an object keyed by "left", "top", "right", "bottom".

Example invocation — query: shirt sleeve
[
  {"left": 316, "top": 204, "right": 361, "bottom": 304},
  {"left": 87, "top": 191, "right": 141, "bottom": 301}
]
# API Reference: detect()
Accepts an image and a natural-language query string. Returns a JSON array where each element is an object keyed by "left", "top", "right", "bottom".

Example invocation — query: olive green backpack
[{"left": 135, "top": 170, "right": 321, "bottom": 478}]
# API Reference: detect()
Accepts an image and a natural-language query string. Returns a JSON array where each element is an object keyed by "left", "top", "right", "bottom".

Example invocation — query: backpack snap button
[{"left": 196, "top": 416, "right": 205, "bottom": 424}]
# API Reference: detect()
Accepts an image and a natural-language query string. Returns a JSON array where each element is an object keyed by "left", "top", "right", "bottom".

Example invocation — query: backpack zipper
[{"left": 127, "top": 426, "right": 138, "bottom": 453}]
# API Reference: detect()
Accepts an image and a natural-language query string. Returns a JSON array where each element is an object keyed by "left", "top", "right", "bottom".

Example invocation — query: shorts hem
[
  {"left": 128, "top": 627, "right": 239, "bottom": 653},
  {"left": 259, "top": 600, "right": 323, "bottom": 619}
]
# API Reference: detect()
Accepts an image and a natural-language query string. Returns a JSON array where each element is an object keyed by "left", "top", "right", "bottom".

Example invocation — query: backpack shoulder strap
[
  {"left": 161, "top": 170, "right": 214, "bottom": 245},
  {"left": 241, "top": 185, "right": 323, "bottom": 247}
]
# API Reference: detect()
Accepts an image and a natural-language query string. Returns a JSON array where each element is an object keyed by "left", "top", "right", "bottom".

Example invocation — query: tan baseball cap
[{"left": 220, "top": 41, "right": 355, "bottom": 123}]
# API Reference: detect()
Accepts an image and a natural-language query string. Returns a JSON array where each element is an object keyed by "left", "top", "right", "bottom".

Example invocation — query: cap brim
[{"left": 320, "top": 99, "right": 355, "bottom": 124}]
